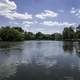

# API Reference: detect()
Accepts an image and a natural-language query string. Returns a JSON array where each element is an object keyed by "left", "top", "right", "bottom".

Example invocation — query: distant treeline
[{"left": 0, "top": 25, "right": 80, "bottom": 41}]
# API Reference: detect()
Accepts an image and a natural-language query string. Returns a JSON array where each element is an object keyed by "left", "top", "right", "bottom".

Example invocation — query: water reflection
[
  {"left": 74, "top": 42, "right": 80, "bottom": 58},
  {"left": 7, "top": 55, "right": 80, "bottom": 80},
  {"left": 63, "top": 41, "right": 74, "bottom": 53},
  {"left": 63, "top": 41, "right": 80, "bottom": 57},
  {"left": 0, "top": 61, "right": 16, "bottom": 80},
  {"left": 0, "top": 41, "right": 80, "bottom": 80},
  {"left": 0, "top": 42, "right": 23, "bottom": 54}
]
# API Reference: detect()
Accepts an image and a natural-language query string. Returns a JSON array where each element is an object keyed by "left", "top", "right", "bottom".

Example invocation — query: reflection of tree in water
[
  {"left": 76, "top": 52, "right": 80, "bottom": 58},
  {"left": 63, "top": 41, "right": 80, "bottom": 58},
  {"left": 0, "top": 42, "right": 16, "bottom": 48},
  {"left": 75, "top": 42, "right": 80, "bottom": 57},
  {"left": 63, "top": 41, "right": 74, "bottom": 53},
  {"left": 0, "top": 42, "right": 23, "bottom": 54},
  {"left": 10, "top": 56, "right": 80, "bottom": 80}
]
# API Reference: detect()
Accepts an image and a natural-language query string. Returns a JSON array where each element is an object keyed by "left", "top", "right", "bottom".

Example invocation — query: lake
[{"left": 0, "top": 41, "right": 80, "bottom": 80}]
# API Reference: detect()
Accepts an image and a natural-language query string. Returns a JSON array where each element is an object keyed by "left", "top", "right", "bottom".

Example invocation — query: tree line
[{"left": 0, "top": 25, "right": 80, "bottom": 41}]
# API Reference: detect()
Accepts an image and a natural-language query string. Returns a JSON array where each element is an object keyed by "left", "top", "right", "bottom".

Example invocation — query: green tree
[
  {"left": 24, "top": 32, "right": 35, "bottom": 40},
  {"left": 50, "top": 34, "right": 55, "bottom": 40},
  {"left": 54, "top": 33, "right": 62, "bottom": 40},
  {"left": 76, "top": 25, "right": 80, "bottom": 40},
  {"left": 63, "top": 27, "right": 74, "bottom": 40},
  {"left": 0, "top": 27, "right": 24, "bottom": 41},
  {"left": 35, "top": 32, "right": 44, "bottom": 40},
  {"left": 43, "top": 34, "right": 51, "bottom": 40},
  {"left": 12, "top": 27, "right": 24, "bottom": 32}
]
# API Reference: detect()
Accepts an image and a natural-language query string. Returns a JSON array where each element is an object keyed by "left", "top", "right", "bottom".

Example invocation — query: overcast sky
[{"left": 0, "top": 0, "right": 80, "bottom": 33}]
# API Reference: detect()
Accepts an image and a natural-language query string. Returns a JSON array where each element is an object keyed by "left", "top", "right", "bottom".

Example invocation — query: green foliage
[
  {"left": 43, "top": 34, "right": 51, "bottom": 40},
  {"left": 35, "top": 32, "right": 51, "bottom": 40},
  {"left": 76, "top": 25, "right": 80, "bottom": 39},
  {"left": 50, "top": 34, "right": 55, "bottom": 40},
  {"left": 0, "top": 27, "right": 24, "bottom": 41},
  {"left": 76, "top": 31, "right": 80, "bottom": 39},
  {"left": 62, "top": 27, "right": 74, "bottom": 40},
  {"left": 12, "top": 27, "right": 24, "bottom": 32},
  {"left": 0, "top": 25, "right": 80, "bottom": 41},
  {"left": 24, "top": 32, "right": 35, "bottom": 40},
  {"left": 54, "top": 33, "right": 63, "bottom": 40},
  {"left": 35, "top": 32, "right": 44, "bottom": 40}
]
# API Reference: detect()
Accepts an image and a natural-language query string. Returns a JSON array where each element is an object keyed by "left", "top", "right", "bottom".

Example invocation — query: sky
[{"left": 0, "top": 0, "right": 80, "bottom": 33}]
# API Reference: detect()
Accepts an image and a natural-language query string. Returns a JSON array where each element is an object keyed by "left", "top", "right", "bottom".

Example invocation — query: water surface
[{"left": 0, "top": 41, "right": 80, "bottom": 80}]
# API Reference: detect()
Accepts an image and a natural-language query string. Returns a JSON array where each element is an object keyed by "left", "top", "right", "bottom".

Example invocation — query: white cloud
[
  {"left": 70, "top": 8, "right": 80, "bottom": 18},
  {"left": 0, "top": 0, "right": 32, "bottom": 20},
  {"left": 21, "top": 21, "right": 35, "bottom": 28},
  {"left": 22, "top": 21, "right": 33, "bottom": 25},
  {"left": 0, "top": 0, "right": 17, "bottom": 10},
  {"left": 39, "top": 21, "right": 77, "bottom": 33},
  {"left": 70, "top": 8, "right": 76, "bottom": 14},
  {"left": 35, "top": 10, "right": 58, "bottom": 19},
  {"left": 42, "top": 21, "right": 76, "bottom": 27}
]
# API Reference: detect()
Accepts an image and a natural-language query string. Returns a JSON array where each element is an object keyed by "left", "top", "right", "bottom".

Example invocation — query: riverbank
[{"left": 0, "top": 25, "right": 80, "bottom": 41}]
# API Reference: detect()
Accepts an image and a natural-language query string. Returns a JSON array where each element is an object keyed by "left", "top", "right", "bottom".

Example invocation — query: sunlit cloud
[
  {"left": 0, "top": 0, "right": 32, "bottom": 20},
  {"left": 70, "top": 7, "right": 80, "bottom": 18},
  {"left": 41, "top": 21, "right": 76, "bottom": 27},
  {"left": 35, "top": 10, "right": 58, "bottom": 19}
]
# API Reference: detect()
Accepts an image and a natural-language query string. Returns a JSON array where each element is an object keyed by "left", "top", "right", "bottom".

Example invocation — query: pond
[{"left": 0, "top": 41, "right": 80, "bottom": 80}]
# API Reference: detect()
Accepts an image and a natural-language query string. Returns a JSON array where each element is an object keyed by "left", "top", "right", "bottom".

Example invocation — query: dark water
[{"left": 0, "top": 41, "right": 80, "bottom": 80}]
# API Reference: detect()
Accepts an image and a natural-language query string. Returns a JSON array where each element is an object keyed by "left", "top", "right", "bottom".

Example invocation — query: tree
[
  {"left": 35, "top": 32, "right": 44, "bottom": 40},
  {"left": 50, "top": 34, "right": 55, "bottom": 40},
  {"left": 0, "top": 27, "right": 24, "bottom": 41},
  {"left": 24, "top": 32, "right": 35, "bottom": 40},
  {"left": 54, "top": 33, "right": 62, "bottom": 40},
  {"left": 63, "top": 27, "right": 74, "bottom": 40},
  {"left": 12, "top": 27, "right": 24, "bottom": 32},
  {"left": 76, "top": 25, "right": 80, "bottom": 39},
  {"left": 43, "top": 34, "right": 51, "bottom": 40}
]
